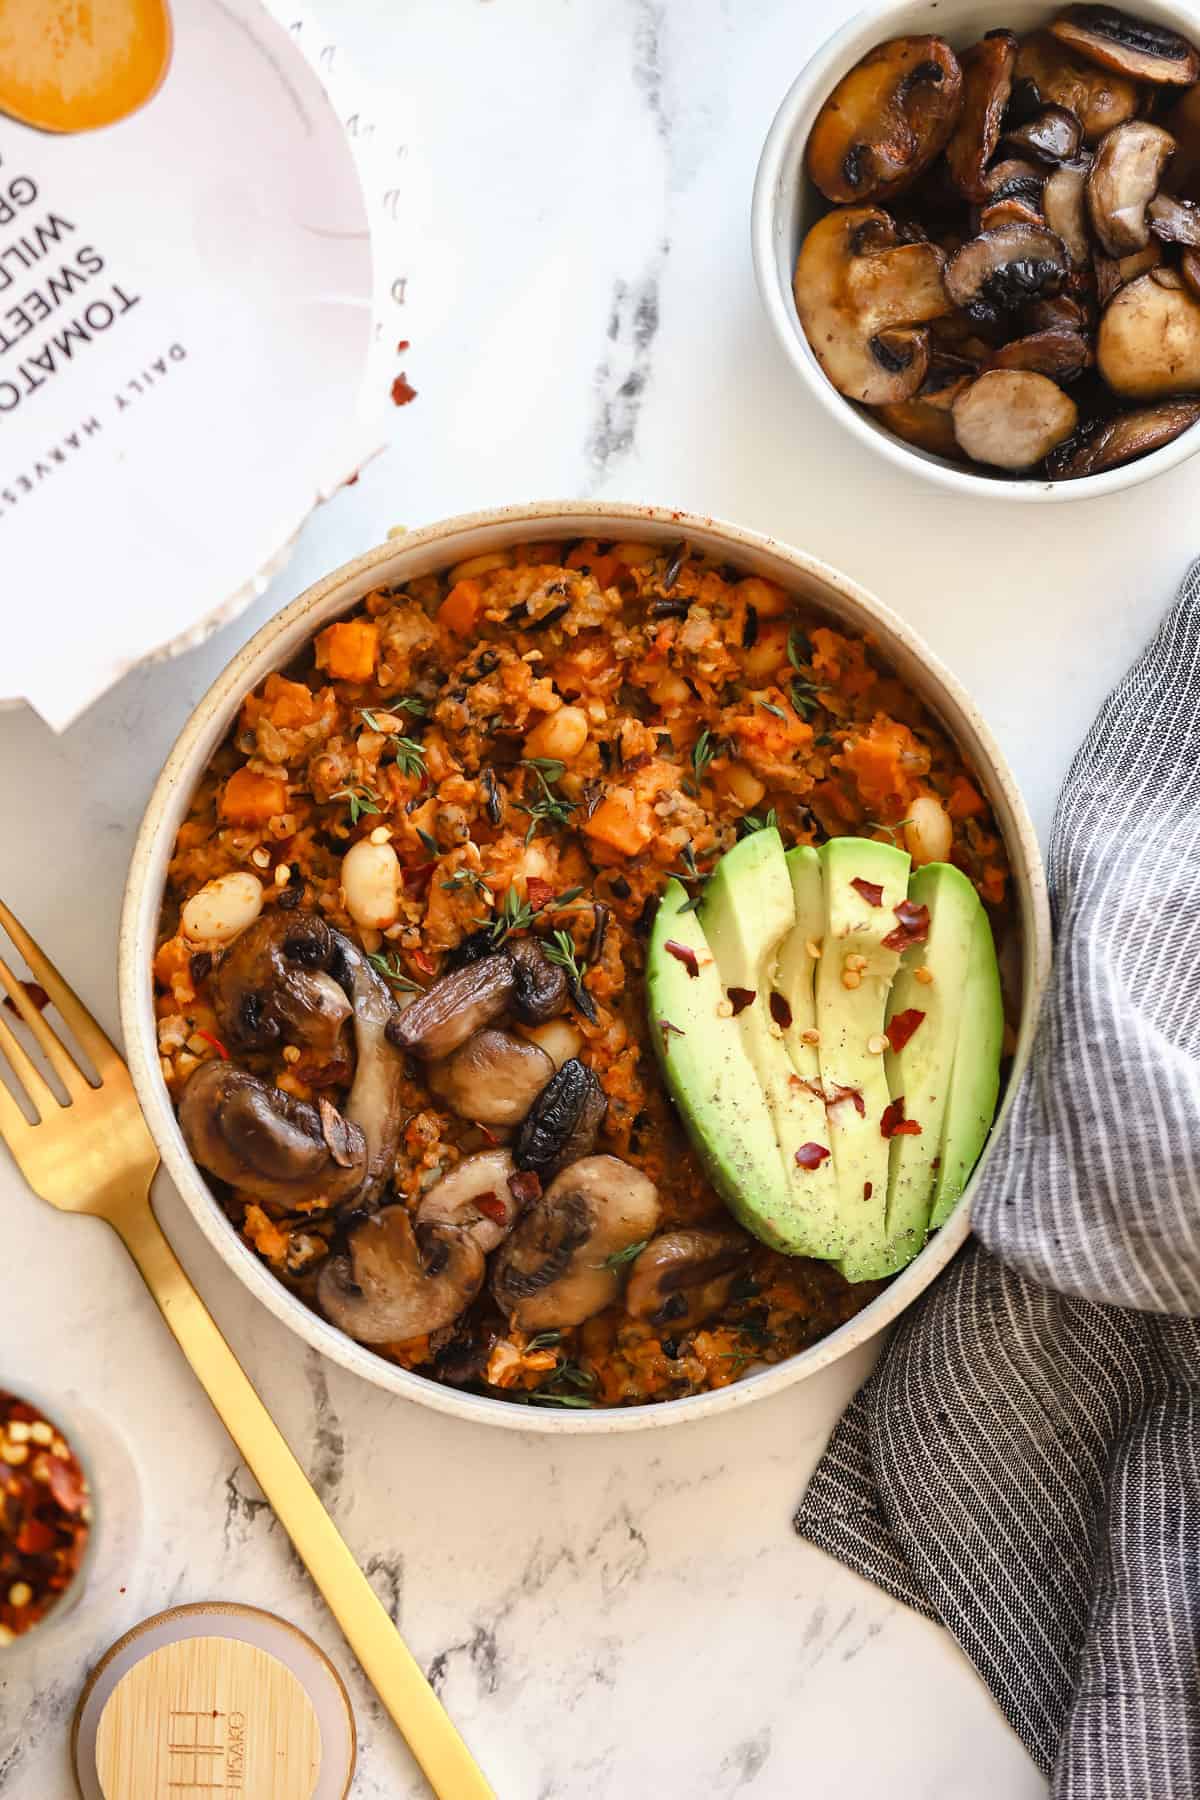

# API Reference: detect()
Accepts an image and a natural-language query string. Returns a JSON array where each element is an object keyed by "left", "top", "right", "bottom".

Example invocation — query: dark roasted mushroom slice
[
  {"left": 1098, "top": 268, "right": 1200, "bottom": 396},
  {"left": 625, "top": 1230, "right": 753, "bottom": 1332},
  {"left": 985, "top": 326, "right": 1093, "bottom": 379},
  {"left": 1000, "top": 104, "right": 1084, "bottom": 168},
  {"left": 793, "top": 206, "right": 951, "bottom": 403},
  {"left": 1014, "top": 30, "right": 1138, "bottom": 141},
  {"left": 944, "top": 223, "right": 1070, "bottom": 325},
  {"left": 179, "top": 1061, "right": 367, "bottom": 1209},
  {"left": 514, "top": 1057, "right": 607, "bottom": 1181},
  {"left": 318, "top": 1209, "right": 485, "bottom": 1344},
  {"left": 979, "top": 196, "right": 1046, "bottom": 231},
  {"left": 426, "top": 1028, "right": 555, "bottom": 1126},
  {"left": 874, "top": 396, "right": 965, "bottom": 458},
  {"left": 945, "top": 31, "right": 1018, "bottom": 201},
  {"left": 1182, "top": 247, "right": 1200, "bottom": 301},
  {"left": 334, "top": 933, "right": 407, "bottom": 1204},
  {"left": 805, "top": 35, "right": 963, "bottom": 204},
  {"left": 506, "top": 937, "right": 569, "bottom": 1023},
  {"left": 1049, "top": 6, "right": 1200, "bottom": 86},
  {"left": 1042, "top": 159, "right": 1094, "bottom": 265},
  {"left": 983, "top": 159, "right": 1047, "bottom": 208},
  {"left": 490, "top": 1155, "right": 660, "bottom": 1332},
  {"left": 1166, "top": 83, "right": 1200, "bottom": 198},
  {"left": 1047, "top": 395, "right": 1200, "bottom": 474},
  {"left": 952, "top": 369, "right": 1079, "bottom": 467},
  {"left": 417, "top": 1148, "right": 526, "bottom": 1253},
  {"left": 1086, "top": 120, "right": 1176, "bottom": 255},
  {"left": 386, "top": 953, "right": 515, "bottom": 1061},
  {"left": 1148, "top": 191, "right": 1200, "bottom": 246},
  {"left": 212, "top": 912, "right": 352, "bottom": 1054},
  {"left": 1093, "top": 240, "right": 1162, "bottom": 303}
]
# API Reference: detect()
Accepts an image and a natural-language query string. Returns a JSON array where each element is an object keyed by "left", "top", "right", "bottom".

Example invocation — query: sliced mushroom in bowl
[{"left": 754, "top": 0, "right": 1200, "bottom": 497}]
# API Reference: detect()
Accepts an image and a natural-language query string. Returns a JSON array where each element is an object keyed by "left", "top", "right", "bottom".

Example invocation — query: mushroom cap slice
[
  {"left": 1000, "top": 104, "right": 1085, "bottom": 169},
  {"left": 1148, "top": 192, "right": 1200, "bottom": 248},
  {"left": 1042, "top": 159, "right": 1094, "bottom": 265},
  {"left": 1086, "top": 121, "right": 1176, "bottom": 256},
  {"left": 417, "top": 1148, "right": 524, "bottom": 1254},
  {"left": 317, "top": 1209, "right": 485, "bottom": 1344},
  {"left": 1049, "top": 6, "right": 1200, "bottom": 86},
  {"left": 952, "top": 369, "right": 1079, "bottom": 467},
  {"left": 490, "top": 1155, "right": 660, "bottom": 1332},
  {"left": 944, "top": 222, "right": 1070, "bottom": 323},
  {"left": 1093, "top": 240, "right": 1162, "bottom": 304},
  {"left": 211, "top": 912, "right": 352, "bottom": 1055},
  {"left": 793, "top": 206, "right": 950, "bottom": 404},
  {"left": 334, "top": 932, "right": 408, "bottom": 1205},
  {"left": 1166, "top": 83, "right": 1200, "bottom": 199},
  {"left": 513, "top": 1057, "right": 607, "bottom": 1181},
  {"left": 1047, "top": 395, "right": 1200, "bottom": 474},
  {"left": 625, "top": 1229, "right": 753, "bottom": 1333},
  {"left": 985, "top": 326, "right": 1093, "bottom": 380},
  {"left": 1098, "top": 269, "right": 1200, "bottom": 397},
  {"left": 875, "top": 398, "right": 965, "bottom": 458},
  {"left": 506, "top": 937, "right": 569, "bottom": 1024},
  {"left": 179, "top": 1061, "right": 367, "bottom": 1209},
  {"left": 426, "top": 1028, "right": 554, "bottom": 1126},
  {"left": 386, "top": 952, "right": 515, "bottom": 1061},
  {"left": 1182, "top": 247, "right": 1200, "bottom": 302},
  {"left": 805, "top": 35, "right": 963, "bottom": 205},
  {"left": 1015, "top": 30, "right": 1138, "bottom": 142},
  {"left": 945, "top": 31, "right": 1018, "bottom": 201}
]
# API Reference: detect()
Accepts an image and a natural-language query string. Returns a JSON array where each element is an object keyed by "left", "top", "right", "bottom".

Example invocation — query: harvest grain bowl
[
  {"left": 119, "top": 503, "right": 1050, "bottom": 1434},
  {"left": 752, "top": 0, "right": 1200, "bottom": 499}
]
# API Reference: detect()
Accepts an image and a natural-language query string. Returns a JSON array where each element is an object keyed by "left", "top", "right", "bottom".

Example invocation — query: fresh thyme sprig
[
  {"left": 366, "top": 950, "right": 424, "bottom": 992},
  {"left": 516, "top": 758, "right": 576, "bottom": 844},
  {"left": 330, "top": 785, "right": 381, "bottom": 825},
  {"left": 542, "top": 929, "right": 587, "bottom": 989}
]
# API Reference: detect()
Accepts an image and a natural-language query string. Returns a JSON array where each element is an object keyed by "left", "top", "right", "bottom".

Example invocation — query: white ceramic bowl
[
  {"left": 752, "top": 0, "right": 1200, "bottom": 502},
  {"left": 118, "top": 502, "right": 1051, "bottom": 1433}
]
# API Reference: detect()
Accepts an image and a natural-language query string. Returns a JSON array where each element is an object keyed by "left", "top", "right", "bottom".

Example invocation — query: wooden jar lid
[{"left": 72, "top": 1602, "right": 356, "bottom": 1800}]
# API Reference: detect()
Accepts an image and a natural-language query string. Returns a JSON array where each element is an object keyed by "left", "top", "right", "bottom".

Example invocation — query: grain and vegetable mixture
[{"left": 155, "top": 536, "right": 1010, "bottom": 1410}]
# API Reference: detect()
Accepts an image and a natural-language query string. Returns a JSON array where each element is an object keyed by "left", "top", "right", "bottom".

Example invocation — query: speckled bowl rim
[
  {"left": 750, "top": 0, "right": 1200, "bottom": 503},
  {"left": 118, "top": 500, "right": 1051, "bottom": 1434}
]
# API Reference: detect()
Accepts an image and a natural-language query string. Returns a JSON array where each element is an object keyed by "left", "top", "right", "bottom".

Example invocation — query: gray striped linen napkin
[{"left": 795, "top": 561, "right": 1200, "bottom": 1798}]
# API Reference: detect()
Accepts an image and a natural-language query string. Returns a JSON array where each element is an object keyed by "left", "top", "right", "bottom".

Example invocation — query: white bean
[
  {"left": 904, "top": 795, "right": 953, "bottom": 867},
  {"left": 341, "top": 838, "right": 401, "bottom": 929},
  {"left": 515, "top": 1018, "right": 584, "bottom": 1068},
  {"left": 181, "top": 872, "right": 264, "bottom": 945},
  {"left": 524, "top": 705, "right": 588, "bottom": 762}
]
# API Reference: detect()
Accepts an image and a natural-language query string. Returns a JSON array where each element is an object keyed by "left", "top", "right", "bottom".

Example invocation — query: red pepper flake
[
  {"left": 508, "top": 1170, "right": 542, "bottom": 1206},
  {"left": 2, "top": 981, "right": 49, "bottom": 1017},
  {"left": 664, "top": 939, "right": 700, "bottom": 979},
  {"left": 194, "top": 1029, "right": 229, "bottom": 1061},
  {"left": 827, "top": 1081, "right": 866, "bottom": 1117},
  {"left": 882, "top": 900, "right": 931, "bottom": 953},
  {"left": 526, "top": 877, "right": 555, "bottom": 912},
  {"left": 410, "top": 949, "right": 436, "bottom": 977},
  {"left": 727, "top": 987, "right": 756, "bottom": 1015},
  {"left": 864, "top": 1181, "right": 873, "bottom": 1200},
  {"left": 886, "top": 1009, "right": 926, "bottom": 1053},
  {"left": 659, "top": 1018, "right": 686, "bottom": 1053},
  {"left": 0, "top": 1390, "right": 90, "bottom": 1637},
  {"left": 881, "top": 1096, "right": 922, "bottom": 1139},
  {"left": 397, "top": 339, "right": 411, "bottom": 352},
  {"left": 851, "top": 877, "right": 884, "bottom": 907},
  {"left": 795, "top": 1142, "right": 831, "bottom": 1169},
  {"left": 391, "top": 373, "right": 418, "bottom": 406},
  {"left": 769, "top": 992, "right": 793, "bottom": 1028},
  {"left": 474, "top": 1191, "right": 509, "bottom": 1225}
]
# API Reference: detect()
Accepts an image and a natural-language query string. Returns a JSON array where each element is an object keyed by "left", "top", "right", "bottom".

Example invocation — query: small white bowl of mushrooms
[{"left": 752, "top": 0, "right": 1200, "bottom": 497}]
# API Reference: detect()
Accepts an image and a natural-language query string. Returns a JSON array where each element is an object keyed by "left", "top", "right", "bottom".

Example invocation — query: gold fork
[{"left": 0, "top": 898, "right": 493, "bottom": 1800}]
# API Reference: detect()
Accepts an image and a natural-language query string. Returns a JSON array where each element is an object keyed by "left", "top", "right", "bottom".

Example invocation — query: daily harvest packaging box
[{"left": 0, "top": 0, "right": 378, "bottom": 730}]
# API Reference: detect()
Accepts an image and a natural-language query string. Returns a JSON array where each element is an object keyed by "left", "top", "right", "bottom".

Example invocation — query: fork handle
[{"left": 111, "top": 1194, "right": 494, "bottom": 1800}]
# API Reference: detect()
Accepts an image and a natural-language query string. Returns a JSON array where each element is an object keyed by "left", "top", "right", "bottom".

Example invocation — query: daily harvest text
[{"left": 0, "top": 145, "right": 141, "bottom": 416}]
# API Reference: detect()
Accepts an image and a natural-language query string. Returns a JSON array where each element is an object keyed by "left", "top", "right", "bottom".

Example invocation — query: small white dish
[{"left": 751, "top": 0, "right": 1200, "bottom": 503}]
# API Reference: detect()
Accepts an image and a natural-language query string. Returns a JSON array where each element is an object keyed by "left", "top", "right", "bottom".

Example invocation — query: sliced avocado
[
  {"left": 929, "top": 885, "right": 1003, "bottom": 1228},
  {"left": 810, "top": 837, "right": 912, "bottom": 1285},
  {"left": 698, "top": 829, "right": 845, "bottom": 1259},
  {"left": 645, "top": 878, "right": 798, "bottom": 1251},
  {"left": 777, "top": 845, "right": 823, "bottom": 1081}
]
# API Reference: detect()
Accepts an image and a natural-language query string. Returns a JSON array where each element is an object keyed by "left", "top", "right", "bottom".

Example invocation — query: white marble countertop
[{"left": 3, "top": 1, "right": 1197, "bottom": 1794}]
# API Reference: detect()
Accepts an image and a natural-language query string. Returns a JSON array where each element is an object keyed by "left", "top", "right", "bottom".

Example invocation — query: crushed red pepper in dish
[{"left": 0, "top": 1391, "right": 91, "bottom": 1642}]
